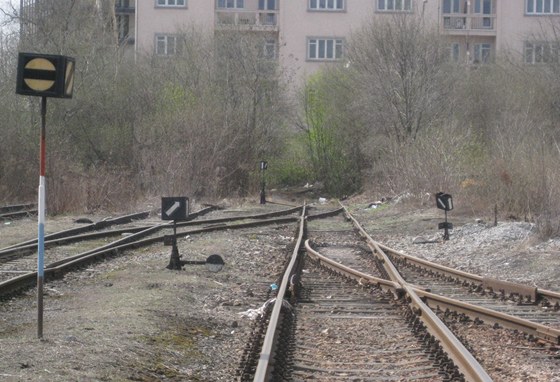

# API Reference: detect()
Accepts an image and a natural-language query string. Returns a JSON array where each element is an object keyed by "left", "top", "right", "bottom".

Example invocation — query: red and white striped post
[
  {"left": 16, "top": 52, "right": 75, "bottom": 339},
  {"left": 37, "top": 96, "right": 47, "bottom": 338}
]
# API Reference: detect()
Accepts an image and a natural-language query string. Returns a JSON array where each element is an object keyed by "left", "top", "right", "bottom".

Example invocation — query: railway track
[
  {"left": 0, "top": 203, "right": 37, "bottom": 221},
  {"left": 240, "top": 208, "right": 489, "bottom": 381},
  {"left": 392, "top": 255, "right": 560, "bottom": 329},
  {"left": 0, "top": 204, "right": 304, "bottom": 298},
  {"left": 1, "top": 201, "right": 559, "bottom": 381},
  {"left": 284, "top": 258, "right": 455, "bottom": 381},
  {"left": 340, "top": 204, "right": 560, "bottom": 344},
  {"left": 241, "top": 204, "right": 559, "bottom": 381}
]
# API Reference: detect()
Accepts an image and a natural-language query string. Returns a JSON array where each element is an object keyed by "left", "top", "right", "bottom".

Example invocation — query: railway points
[{"left": 0, "top": 198, "right": 558, "bottom": 381}]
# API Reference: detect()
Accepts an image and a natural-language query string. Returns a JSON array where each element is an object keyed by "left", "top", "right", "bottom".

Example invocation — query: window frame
[
  {"left": 259, "top": 0, "right": 277, "bottom": 10},
  {"left": 524, "top": 41, "right": 560, "bottom": 64},
  {"left": 473, "top": 43, "right": 492, "bottom": 63},
  {"left": 117, "top": 14, "right": 130, "bottom": 42},
  {"left": 377, "top": 0, "right": 413, "bottom": 12},
  {"left": 155, "top": 34, "right": 179, "bottom": 56},
  {"left": 449, "top": 42, "right": 460, "bottom": 62},
  {"left": 308, "top": 0, "right": 345, "bottom": 11},
  {"left": 217, "top": 0, "right": 245, "bottom": 9},
  {"left": 526, "top": 0, "right": 560, "bottom": 14},
  {"left": 442, "top": 0, "right": 460, "bottom": 13},
  {"left": 155, "top": 0, "right": 187, "bottom": 8},
  {"left": 263, "top": 38, "right": 277, "bottom": 60},
  {"left": 307, "top": 37, "right": 344, "bottom": 61}
]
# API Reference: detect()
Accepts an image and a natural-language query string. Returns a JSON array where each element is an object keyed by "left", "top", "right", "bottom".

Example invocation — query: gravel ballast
[{"left": 1, "top": 198, "right": 559, "bottom": 381}]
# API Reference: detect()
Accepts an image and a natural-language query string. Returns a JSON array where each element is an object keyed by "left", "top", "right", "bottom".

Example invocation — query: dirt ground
[
  {"left": 0, "top": 194, "right": 559, "bottom": 381},
  {"left": 0, "top": 199, "right": 296, "bottom": 381}
]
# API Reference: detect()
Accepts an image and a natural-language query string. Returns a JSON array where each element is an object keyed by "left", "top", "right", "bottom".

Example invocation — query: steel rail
[
  {"left": 304, "top": 240, "right": 400, "bottom": 294},
  {"left": 0, "top": 205, "right": 303, "bottom": 252},
  {"left": 381, "top": 242, "right": 560, "bottom": 306},
  {"left": 0, "top": 206, "right": 222, "bottom": 254},
  {"left": 0, "top": 210, "right": 153, "bottom": 253},
  {"left": 354, "top": 218, "right": 560, "bottom": 333},
  {"left": 0, "top": 214, "right": 302, "bottom": 298},
  {"left": 378, "top": 241, "right": 548, "bottom": 302},
  {"left": 306, "top": 207, "right": 344, "bottom": 220},
  {"left": 305, "top": 240, "right": 493, "bottom": 381},
  {"left": 413, "top": 288, "right": 560, "bottom": 344},
  {"left": 341, "top": 203, "right": 493, "bottom": 382},
  {"left": 253, "top": 205, "right": 307, "bottom": 382},
  {"left": 44, "top": 216, "right": 300, "bottom": 269},
  {"left": 173, "top": 205, "right": 303, "bottom": 229},
  {"left": 0, "top": 203, "right": 36, "bottom": 214},
  {"left": 540, "top": 289, "right": 560, "bottom": 306},
  {"left": 0, "top": 205, "right": 305, "bottom": 260},
  {"left": 0, "top": 209, "right": 38, "bottom": 220}
]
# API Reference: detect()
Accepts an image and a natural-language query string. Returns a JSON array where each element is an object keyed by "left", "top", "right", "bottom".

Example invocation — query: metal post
[
  {"left": 173, "top": 220, "right": 177, "bottom": 249},
  {"left": 260, "top": 162, "right": 266, "bottom": 205},
  {"left": 171, "top": 220, "right": 180, "bottom": 266},
  {"left": 260, "top": 176, "right": 266, "bottom": 204},
  {"left": 443, "top": 210, "right": 450, "bottom": 241},
  {"left": 37, "top": 96, "right": 47, "bottom": 339},
  {"left": 166, "top": 220, "right": 182, "bottom": 270}
]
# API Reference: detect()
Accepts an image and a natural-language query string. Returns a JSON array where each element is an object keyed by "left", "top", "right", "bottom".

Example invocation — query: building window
[
  {"left": 309, "top": 0, "right": 345, "bottom": 11},
  {"left": 449, "top": 43, "right": 460, "bottom": 62},
  {"left": 259, "top": 0, "right": 276, "bottom": 10},
  {"left": 526, "top": 0, "right": 560, "bottom": 14},
  {"left": 258, "top": 0, "right": 277, "bottom": 25},
  {"left": 117, "top": 15, "right": 130, "bottom": 43},
  {"left": 442, "top": 0, "right": 461, "bottom": 13},
  {"left": 377, "top": 0, "right": 413, "bottom": 12},
  {"left": 525, "top": 42, "right": 560, "bottom": 64},
  {"left": 264, "top": 39, "right": 277, "bottom": 59},
  {"left": 217, "top": 0, "right": 244, "bottom": 8},
  {"left": 473, "top": 43, "right": 491, "bottom": 63},
  {"left": 308, "top": 38, "right": 344, "bottom": 60},
  {"left": 156, "top": 35, "right": 178, "bottom": 56},
  {"left": 156, "top": 0, "right": 186, "bottom": 7}
]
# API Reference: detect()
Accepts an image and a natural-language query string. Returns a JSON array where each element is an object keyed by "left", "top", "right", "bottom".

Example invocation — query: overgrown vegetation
[{"left": 2, "top": 6, "right": 560, "bottom": 235}]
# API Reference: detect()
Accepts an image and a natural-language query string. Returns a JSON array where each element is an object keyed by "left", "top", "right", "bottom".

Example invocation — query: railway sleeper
[{"left": 403, "top": 305, "right": 465, "bottom": 382}]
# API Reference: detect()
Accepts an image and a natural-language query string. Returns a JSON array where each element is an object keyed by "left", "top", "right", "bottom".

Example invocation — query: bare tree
[
  {"left": 132, "top": 28, "right": 290, "bottom": 198},
  {"left": 346, "top": 14, "right": 453, "bottom": 143}
]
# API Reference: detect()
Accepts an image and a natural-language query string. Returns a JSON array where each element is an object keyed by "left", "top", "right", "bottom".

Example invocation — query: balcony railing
[
  {"left": 115, "top": 4, "right": 135, "bottom": 14},
  {"left": 119, "top": 35, "right": 135, "bottom": 46},
  {"left": 442, "top": 14, "right": 496, "bottom": 34},
  {"left": 215, "top": 9, "right": 279, "bottom": 31}
]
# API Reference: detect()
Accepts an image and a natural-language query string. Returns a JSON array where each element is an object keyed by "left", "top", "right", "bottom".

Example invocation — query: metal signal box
[
  {"left": 16, "top": 52, "right": 75, "bottom": 98},
  {"left": 435, "top": 192, "right": 453, "bottom": 211}
]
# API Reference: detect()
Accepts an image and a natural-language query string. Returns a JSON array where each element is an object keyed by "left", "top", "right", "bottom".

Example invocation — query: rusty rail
[
  {"left": 413, "top": 288, "right": 560, "bottom": 344},
  {"left": 341, "top": 203, "right": 493, "bottom": 382},
  {"left": 342, "top": 202, "right": 560, "bottom": 344},
  {"left": 0, "top": 207, "right": 305, "bottom": 299},
  {"left": 304, "top": 240, "right": 400, "bottom": 294},
  {"left": 253, "top": 205, "right": 307, "bottom": 381}
]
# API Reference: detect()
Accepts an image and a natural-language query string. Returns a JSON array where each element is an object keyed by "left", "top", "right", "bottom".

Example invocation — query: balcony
[
  {"left": 119, "top": 35, "right": 135, "bottom": 46},
  {"left": 442, "top": 14, "right": 496, "bottom": 36},
  {"left": 115, "top": 1, "right": 135, "bottom": 14},
  {"left": 215, "top": 9, "right": 279, "bottom": 32}
]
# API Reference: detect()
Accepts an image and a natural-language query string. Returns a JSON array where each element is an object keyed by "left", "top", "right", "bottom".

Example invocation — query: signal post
[{"left": 16, "top": 52, "right": 75, "bottom": 339}]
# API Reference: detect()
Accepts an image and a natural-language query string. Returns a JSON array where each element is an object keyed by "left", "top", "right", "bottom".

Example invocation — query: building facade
[
  {"left": 129, "top": 0, "right": 560, "bottom": 83},
  {"left": 20, "top": 1, "right": 560, "bottom": 82}
]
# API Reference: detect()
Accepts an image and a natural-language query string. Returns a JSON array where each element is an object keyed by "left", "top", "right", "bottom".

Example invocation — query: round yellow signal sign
[{"left": 24, "top": 58, "right": 56, "bottom": 92}]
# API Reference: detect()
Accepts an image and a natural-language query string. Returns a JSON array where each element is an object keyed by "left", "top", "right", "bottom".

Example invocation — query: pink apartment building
[
  {"left": 128, "top": 0, "right": 560, "bottom": 84},
  {"left": 24, "top": 1, "right": 560, "bottom": 84}
]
